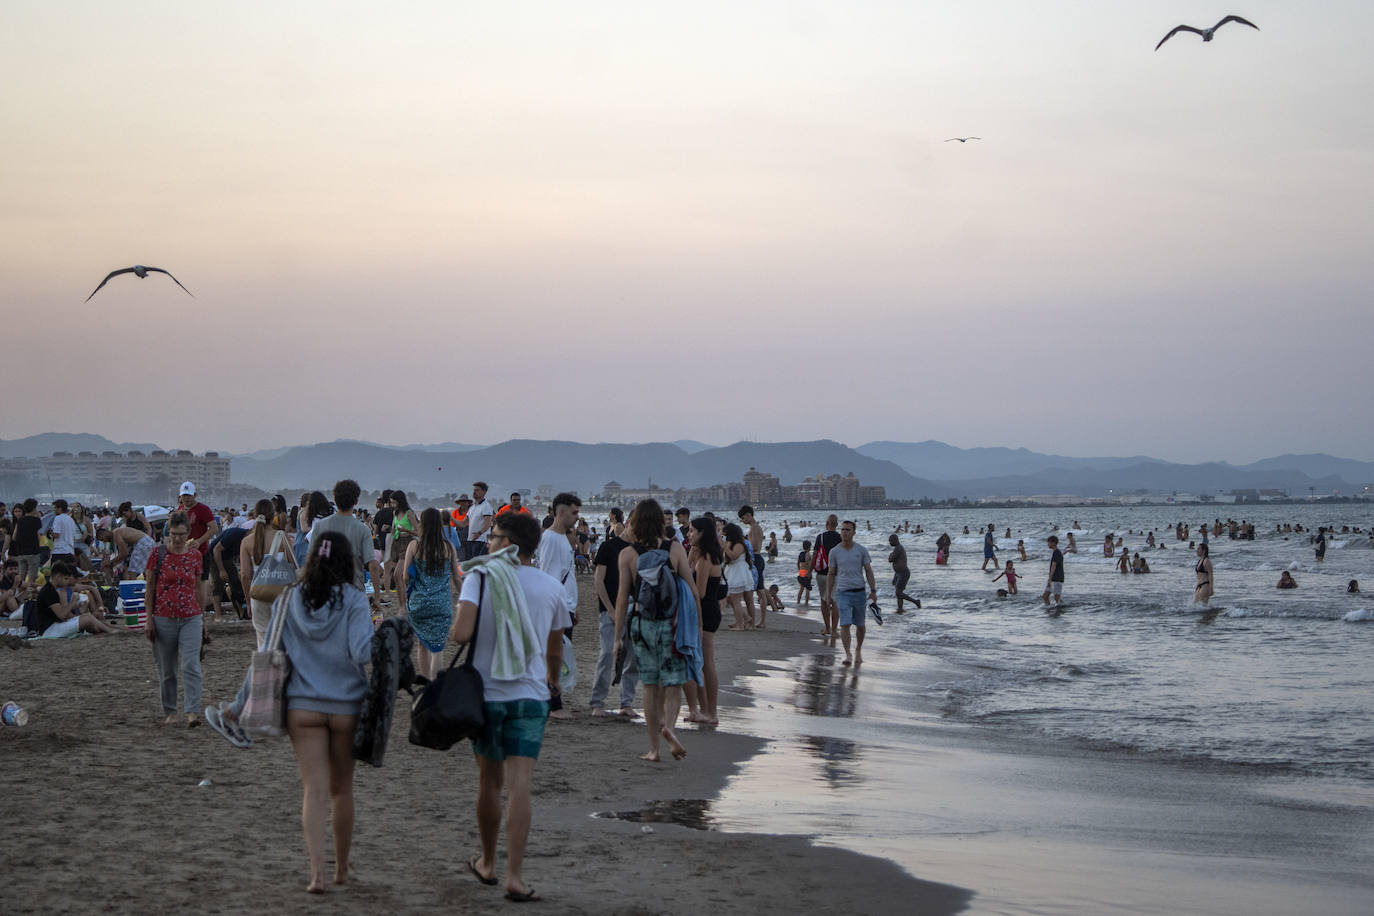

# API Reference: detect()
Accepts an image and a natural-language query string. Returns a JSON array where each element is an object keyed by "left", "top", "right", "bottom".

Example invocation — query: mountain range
[{"left": 3, "top": 434, "right": 1371, "bottom": 500}]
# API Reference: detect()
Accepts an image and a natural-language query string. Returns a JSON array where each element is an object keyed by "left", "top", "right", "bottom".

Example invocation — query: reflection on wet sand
[
  {"left": 799, "top": 734, "right": 863, "bottom": 788},
  {"left": 790, "top": 652, "right": 862, "bottom": 718},
  {"left": 592, "top": 798, "right": 716, "bottom": 831}
]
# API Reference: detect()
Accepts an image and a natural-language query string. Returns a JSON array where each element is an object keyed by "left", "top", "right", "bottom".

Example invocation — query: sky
[{"left": 3, "top": 1, "right": 1372, "bottom": 464}]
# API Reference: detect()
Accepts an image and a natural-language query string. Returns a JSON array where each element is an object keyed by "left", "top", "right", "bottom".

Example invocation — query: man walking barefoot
[{"left": 825, "top": 520, "right": 877, "bottom": 666}]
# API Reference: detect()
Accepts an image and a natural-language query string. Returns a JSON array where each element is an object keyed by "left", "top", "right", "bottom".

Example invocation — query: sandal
[
  {"left": 466, "top": 855, "right": 498, "bottom": 886},
  {"left": 204, "top": 706, "right": 252, "bottom": 748}
]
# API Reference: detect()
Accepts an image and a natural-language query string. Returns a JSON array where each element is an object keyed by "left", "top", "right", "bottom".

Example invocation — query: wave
[{"left": 1342, "top": 608, "right": 1372, "bottom": 623}]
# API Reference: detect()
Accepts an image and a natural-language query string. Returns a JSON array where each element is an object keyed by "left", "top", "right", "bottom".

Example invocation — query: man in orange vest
[
  {"left": 450, "top": 494, "right": 473, "bottom": 556},
  {"left": 497, "top": 492, "right": 531, "bottom": 517}
]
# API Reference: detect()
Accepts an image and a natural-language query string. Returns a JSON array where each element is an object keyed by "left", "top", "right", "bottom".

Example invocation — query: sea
[{"left": 696, "top": 506, "right": 1374, "bottom": 913}]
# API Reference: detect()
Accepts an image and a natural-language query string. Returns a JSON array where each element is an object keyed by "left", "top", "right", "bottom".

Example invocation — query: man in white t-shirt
[
  {"left": 47, "top": 499, "right": 79, "bottom": 566},
  {"left": 465, "top": 481, "right": 495, "bottom": 561},
  {"left": 449, "top": 511, "right": 569, "bottom": 902},
  {"left": 537, "top": 492, "right": 581, "bottom": 719}
]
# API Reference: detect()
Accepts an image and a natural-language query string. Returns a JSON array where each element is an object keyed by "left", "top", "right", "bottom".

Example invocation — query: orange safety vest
[
  {"left": 450, "top": 510, "right": 468, "bottom": 526},
  {"left": 496, "top": 505, "right": 530, "bottom": 516}
]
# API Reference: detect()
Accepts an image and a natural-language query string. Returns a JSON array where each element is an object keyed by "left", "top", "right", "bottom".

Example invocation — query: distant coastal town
[{"left": 2, "top": 449, "right": 1368, "bottom": 513}]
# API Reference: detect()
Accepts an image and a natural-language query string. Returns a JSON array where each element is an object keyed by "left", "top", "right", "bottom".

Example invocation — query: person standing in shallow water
[
  {"left": 888, "top": 534, "right": 914, "bottom": 613},
  {"left": 825, "top": 520, "right": 877, "bottom": 667},
  {"left": 1042, "top": 535, "right": 1065, "bottom": 611},
  {"left": 1194, "top": 543, "right": 1213, "bottom": 605}
]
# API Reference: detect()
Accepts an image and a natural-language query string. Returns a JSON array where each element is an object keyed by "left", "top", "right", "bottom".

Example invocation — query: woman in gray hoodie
[
  {"left": 284, "top": 531, "right": 374, "bottom": 893},
  {"left": 209, "top": 531, "right": 373, "bottom": 893}
]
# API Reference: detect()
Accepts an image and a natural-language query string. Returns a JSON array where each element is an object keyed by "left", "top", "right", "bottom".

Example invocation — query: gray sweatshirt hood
[{"left": 290, "top": 588, "right": 352, "bottom": 641}]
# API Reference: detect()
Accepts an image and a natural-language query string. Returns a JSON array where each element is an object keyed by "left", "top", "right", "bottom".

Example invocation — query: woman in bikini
[{"left": 1193, "top": 543, "right": 1213, "bottom": 605}]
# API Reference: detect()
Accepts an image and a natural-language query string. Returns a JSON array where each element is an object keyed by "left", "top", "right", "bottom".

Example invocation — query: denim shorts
[
  {"left": 835, "top": 589, "right": 866, "bottom": 627},
  {"left": 472, "top": 699, "right": 550, "bottom": 761}
]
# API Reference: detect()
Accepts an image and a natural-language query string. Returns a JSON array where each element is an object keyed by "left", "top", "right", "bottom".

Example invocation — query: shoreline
[{"left": 0, "top": 590, "right": 972, "bottom": 915}]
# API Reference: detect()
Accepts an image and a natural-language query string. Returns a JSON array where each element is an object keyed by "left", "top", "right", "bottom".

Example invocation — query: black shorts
[
  {"left": 700, "top": 598, "right": 721, "bottom": 633},
  {"left": 200, "top": 550, "right": 213, "bottom": 580}
]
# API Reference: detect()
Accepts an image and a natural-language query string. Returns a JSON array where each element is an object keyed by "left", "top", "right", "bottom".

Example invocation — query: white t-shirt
[
  {"left": 458, "top": 565, "right": 572, "bottom": 703},
  {"left": 49, "top": 514, "right": 78, "bottom": 555},
  {"left": 468, "top": 500, "right": 494, "bottom": 543},
  {"left": 537, "top": 528, "right": 577, "bottom": 615}
]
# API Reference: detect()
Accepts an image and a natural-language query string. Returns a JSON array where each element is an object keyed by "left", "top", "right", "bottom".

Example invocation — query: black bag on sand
[{"left": 409, "top": 575, "right": 486, "bottom": 751}]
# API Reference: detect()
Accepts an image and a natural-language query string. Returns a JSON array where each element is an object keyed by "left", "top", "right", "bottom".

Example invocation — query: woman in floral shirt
[{"left": 145, "top": 511, "right": 205, "bottom": 727}]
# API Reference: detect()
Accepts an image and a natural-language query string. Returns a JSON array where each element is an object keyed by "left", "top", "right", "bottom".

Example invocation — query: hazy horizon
[
  {"left": 5, "top": 2, "right": 1372, "bottom": 463},
  {"left": 2, "top": 428, "right": 1372, "bottom": 468}
]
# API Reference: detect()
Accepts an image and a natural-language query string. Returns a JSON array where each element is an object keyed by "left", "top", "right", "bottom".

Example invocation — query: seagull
[
  {"left": 85, "top": 265, "right": 194, "bottom": 302},
  {"left": 1155, "top": 15, "right": 1258, "bottom": 51},
  {"left": 945, "top": 137, "right": 981, "bottom": 143}
]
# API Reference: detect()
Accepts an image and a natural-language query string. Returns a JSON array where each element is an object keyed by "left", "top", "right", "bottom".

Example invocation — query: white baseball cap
[{"left": 179, "top": 481, "right": 196, "bottom": 496}]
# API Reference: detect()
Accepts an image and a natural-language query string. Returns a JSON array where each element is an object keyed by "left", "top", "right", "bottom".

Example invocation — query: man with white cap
[{"left": 177, "top": 481, "right": 219, "bottom": 617}]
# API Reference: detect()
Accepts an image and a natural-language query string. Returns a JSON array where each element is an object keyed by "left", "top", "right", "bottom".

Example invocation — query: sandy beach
[{"left": 0, "top": 588, "right": 969, "bottom": 915}]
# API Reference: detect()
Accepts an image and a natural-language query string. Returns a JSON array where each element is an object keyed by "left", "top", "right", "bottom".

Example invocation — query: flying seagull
[
  {"left": 945, "top": 137, "right": 981, "bottom": 143},
  {"left": 1155, "top": 15, "right": 1258, "bottom": 51},
  {"left": 85, "top": 265, "right": 194, "bottom": 302}
]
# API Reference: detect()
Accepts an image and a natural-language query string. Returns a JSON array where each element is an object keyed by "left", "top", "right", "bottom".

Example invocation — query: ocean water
[
  {"left": 696, "top": 506, "right": 1374, "bottom": 912},
  {"left": 749, "top": 506, "right": 1374, "bottom": 780}
]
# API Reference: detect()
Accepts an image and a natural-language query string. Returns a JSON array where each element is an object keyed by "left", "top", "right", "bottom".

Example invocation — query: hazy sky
[{"left": 4, "top": 2, "right": 1372, "bottom": 463}]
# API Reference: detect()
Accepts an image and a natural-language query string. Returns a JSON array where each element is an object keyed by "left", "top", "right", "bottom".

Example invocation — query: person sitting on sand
[
  {"left": 1277, "top": 571, "right": 1298, "bottom": 590},
  {"left": 33, "top": 560, "right": 134, "bottom": 638},
  {"left": 992, "top": 560, "right": 1020, "bottom": 595},
  {"left": 766, "top": 584, "right": 785, "bottom": 612}
]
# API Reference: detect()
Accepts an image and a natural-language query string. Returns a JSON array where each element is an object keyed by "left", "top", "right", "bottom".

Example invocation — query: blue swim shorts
[
  {"left": 835, "top": 588, "right": 867, "bottom": 627},
  {"left": 471, "top": 699, "right": 550, "bottom": 761}
]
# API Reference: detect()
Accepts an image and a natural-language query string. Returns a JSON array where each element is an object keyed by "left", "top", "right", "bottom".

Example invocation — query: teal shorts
[
  {"left": 471, "top": 699, "right": 550, "bottom": 761},
  {"left": 629, "top": 614, "right": 687, "bottom": 687}
]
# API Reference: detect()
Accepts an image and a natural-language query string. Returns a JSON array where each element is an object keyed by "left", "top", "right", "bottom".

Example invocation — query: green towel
[{"left": 459, "top": 546, "right": 542, "bottom": 681}]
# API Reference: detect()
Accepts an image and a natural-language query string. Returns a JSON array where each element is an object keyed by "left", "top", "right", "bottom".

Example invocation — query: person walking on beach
[
  {"left": 739, "top": 506, "right": 769, "bottom": 629},
  {"left": 687, "top": 517, "right": 724, "bottom": 726},
  {"left": 814, "top": 515, "right": 842, "bottom": 637},
  {"left": 240, "top": 498, "right": 298, "bottom": 647},
  {"left": 464, "top": 482, "right": 495, "bottom": 560},
  {"left": 387, "top": 491, "right": 419, "bottom": 585},
  {"left": 398, "top": 507, "right": 460, "bottom": 680},
  {"left": 615, "top": 499, "right": 694, "bottom": 763},
  {"left": 278, "top": 533, "right": 374, "bottom": 894},
  {"left": 176, "top": 482, "right": 219, "bottom": 618},
  {"left": 1042, "top": 535, "right": 1065, "bottom": 612},
  {"left": 590, "top": 517, "right": 637, "bottom": 718},
  {"left": 145, "top": 511, "right": 206, "bottom": 727},
  {"left": 1194, "top": 543, "right": 1213, "bottom": 605},
  {"left": 451, "top": 512, "right": 570, "bottom": 902},
  {"left": 981, "top": 524, "right": 998, "bottom": 572},
  {"left": 310, "top": 481, "right": 384, "bottom": 613},
  {"left": 825, "top": 521, "right": 876, "bottom": 666},
  {"left": 538, "top": 492, "right": 581, "bottom": 719}
]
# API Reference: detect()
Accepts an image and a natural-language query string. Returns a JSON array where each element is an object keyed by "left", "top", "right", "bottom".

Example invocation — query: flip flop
[
  {"left": 204, "top": 706, "right": 252, "bottom": 748},
  {"left": 504, "top": 887, "right": 540, "bottom": 902},
  {"left": 868, "top": 601, "right": 884, "bottom": 626},
  {"left": 466, "top": 855, "right": 498, "bottom": 886}
]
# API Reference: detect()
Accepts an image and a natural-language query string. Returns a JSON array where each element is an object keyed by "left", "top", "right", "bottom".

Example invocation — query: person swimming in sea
[
  {"left": 1277, "top": 571, "right": 1298, "bottom": 589},
  {"left": 1348, "top": 579, "right": 1360, "bottom": 594}
]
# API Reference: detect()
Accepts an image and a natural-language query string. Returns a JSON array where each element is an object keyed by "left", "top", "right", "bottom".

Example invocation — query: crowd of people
[{"left": 4, "top": 482, "right": 1370, "bottom": 898}]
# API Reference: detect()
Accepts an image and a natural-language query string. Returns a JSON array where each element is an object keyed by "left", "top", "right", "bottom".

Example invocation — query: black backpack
[{"left": 409, "top": 575, "right": 486, "bottom": 751}]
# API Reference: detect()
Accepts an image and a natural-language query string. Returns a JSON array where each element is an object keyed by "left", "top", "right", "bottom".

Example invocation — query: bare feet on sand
[
  {"left": 661, "top": 726, "right": 687, "bottom": 760},
  {"left": 639, "top": 750, "right": 661, "bottom": 763}
]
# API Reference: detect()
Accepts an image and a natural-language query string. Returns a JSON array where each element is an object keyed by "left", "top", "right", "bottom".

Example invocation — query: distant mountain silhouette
[
  {"left": 856, "top": 440, "right": 1161, "bottom": 480},
  {"left": 0, "top": 433, "right": 162, "bottom": 459},
  {"left": 8, "top": 434, "right": 1370, "bottom": 502},
  {"left": 231, "top": 438, "right": 950, "bottom": 499}
]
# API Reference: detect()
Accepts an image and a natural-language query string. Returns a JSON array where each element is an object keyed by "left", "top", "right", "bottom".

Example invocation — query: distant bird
[
  {"left": 945, "top": 137, "right": 981, "bottom": 143},
  {"left": 85, "top": 265, "right": 194, "bottom": 302},
  {"left": 1155, "top": 15, "right": 1258, "bottom": 51}
]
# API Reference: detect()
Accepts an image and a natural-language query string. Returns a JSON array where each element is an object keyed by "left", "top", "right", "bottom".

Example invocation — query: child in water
[
  {"left": 1017, "top": 539, "right": 1027, "bottom": 560},
  {"left": 992, "top": 560, "right": 1020, "bottom": 595},
  {"left": 766, "top": 584, "right": 786, "bottom": 612}
]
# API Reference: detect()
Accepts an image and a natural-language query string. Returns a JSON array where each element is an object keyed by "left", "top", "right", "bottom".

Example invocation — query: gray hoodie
[{"left": 281, "top": 584, "right": 374, "bottom": 716}]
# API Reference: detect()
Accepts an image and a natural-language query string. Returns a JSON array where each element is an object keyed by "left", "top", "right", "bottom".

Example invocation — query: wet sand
[{"left": 0, "top": 589, "right": 970, "bottom": 915}]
